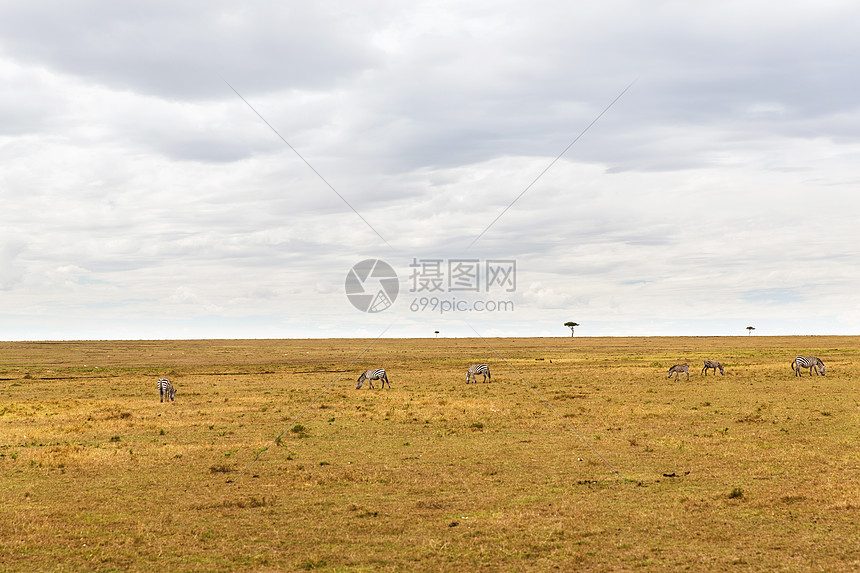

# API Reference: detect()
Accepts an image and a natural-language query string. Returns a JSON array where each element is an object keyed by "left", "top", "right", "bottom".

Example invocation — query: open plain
[{"left": 1, "top": 336, "right": 858, "bottom": 571}]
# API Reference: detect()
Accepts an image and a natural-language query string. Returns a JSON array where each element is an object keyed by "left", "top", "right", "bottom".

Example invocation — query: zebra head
[
  {"left": 817, "top": 361, "right": 826, "bottom": 376},
  {"left": 356, "top": 372, "right": 366, "bottom": 389}
]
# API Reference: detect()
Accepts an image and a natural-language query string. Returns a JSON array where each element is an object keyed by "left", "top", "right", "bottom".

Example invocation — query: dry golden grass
[{"left": 1, "top": 337, "right": 858, "bottom": 571}]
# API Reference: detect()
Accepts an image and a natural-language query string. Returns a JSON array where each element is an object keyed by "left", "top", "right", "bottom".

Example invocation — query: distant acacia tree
[
  {"left": 564, "top": 322, "right": 580, "bottom": 337},
  {"left": 746, "top": 326, "right": 755, "bottom": 336},
  {"left": 434, "top": 330, "right": 440, "bottom": 338}
]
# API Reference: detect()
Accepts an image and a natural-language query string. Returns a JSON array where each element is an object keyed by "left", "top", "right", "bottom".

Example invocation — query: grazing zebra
[
  {"left": 466, "top": 364, "right": 491, "bottom": 384},
  {"left": 667, "top": 364, "right": 689, "bottom": 380},
  {"left": 791, "top": 356, "right": 825, "bottom": 377},
  {"left": 158, "top": 378, "right": 175, "bottom": 402},
  {"left": 702, "top": 360, "right": 725, "bottom": 376},
  {"left": 357, "top": 368, "right": 390, "bottom": 389}
]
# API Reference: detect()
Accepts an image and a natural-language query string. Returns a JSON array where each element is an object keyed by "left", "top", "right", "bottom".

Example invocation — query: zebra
[
  {"left": 357, "top": 368, "right": 390, "bottom": 389},
  {"left": 791, "top": 356, "right": 825, "bottom": 377},
  {"left": 158, "top": 378, "right": 175, "bottom": 402},
  {"left": 466, "top": 364, "right": 491, "bottom": 384},
  {"left": 702, "top": 360, "right": 725, "bottom": 376},
  {"left": 667, "top": 364, "right": 689, "bottom": 380}
]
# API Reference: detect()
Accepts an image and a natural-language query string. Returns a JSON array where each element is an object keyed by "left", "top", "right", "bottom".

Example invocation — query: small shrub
[
  {"left": 290, "top": 424, "right": 309, "bottom": 437},
  {"left": 729, "top": 487, "right": 744, "bottom": 499},
  {"left": 110, "top": 436, "right": 121, "bottom": 442}
]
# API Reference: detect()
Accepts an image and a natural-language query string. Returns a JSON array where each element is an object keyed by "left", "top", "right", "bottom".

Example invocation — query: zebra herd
[
  {"left": 354, "top": 364, "right": 492, "bottom": 390},
  {"left": 665, "top": 356, "right": 826, "bottom": 381},
  {"left": 666, "top": 361, "right": 724, "bottom": 380},
  {"left": 157, "top": 355, "right": 828, "bottom": 400}
]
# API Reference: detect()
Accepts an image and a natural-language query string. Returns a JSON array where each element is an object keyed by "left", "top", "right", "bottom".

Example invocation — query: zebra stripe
[
  {"left": 792, "top": 356, "right": 825, "bottom": 377},
  {"left": 357, "top": 368, "right": 390, "bottom": 389},
  {"left": 466, "top": 364, "right": 491, "bottom": 384},
  {"left": 702, "top": 360, "right": 724, "bottom": 376},
  {"left": 667, "top": 363, "right": 689, "bottom": 380},
  {"left": 158, "top": 378, "right": 175, "bottom": 402}
]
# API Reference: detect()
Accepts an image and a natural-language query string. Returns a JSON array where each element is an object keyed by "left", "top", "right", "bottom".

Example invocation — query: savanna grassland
[{"left": 1, "top": 337, "right": 858, "bottom": 572}]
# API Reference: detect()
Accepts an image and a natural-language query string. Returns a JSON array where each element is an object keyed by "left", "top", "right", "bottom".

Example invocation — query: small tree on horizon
[
  {"left": 434, "top": 330, "right": 440, "bottom": 338},
  {"left": 564, "top": 322, "right": 580, "bottom": 337},
  {"left": 746, "top": 326, "right": 755, "bottom": 336}
]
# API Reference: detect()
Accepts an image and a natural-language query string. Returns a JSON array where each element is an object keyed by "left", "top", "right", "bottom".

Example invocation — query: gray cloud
[
  {"left": 0, "top": 1, "right": 384, "bottom": 99},
  {"left": 2, "top": 1, "right": 860, "bottom": 338}
]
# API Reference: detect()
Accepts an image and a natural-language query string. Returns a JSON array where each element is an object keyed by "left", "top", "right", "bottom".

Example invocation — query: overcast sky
[{"left": 1, "top": 1, "right": 859, "bottom": 340}]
